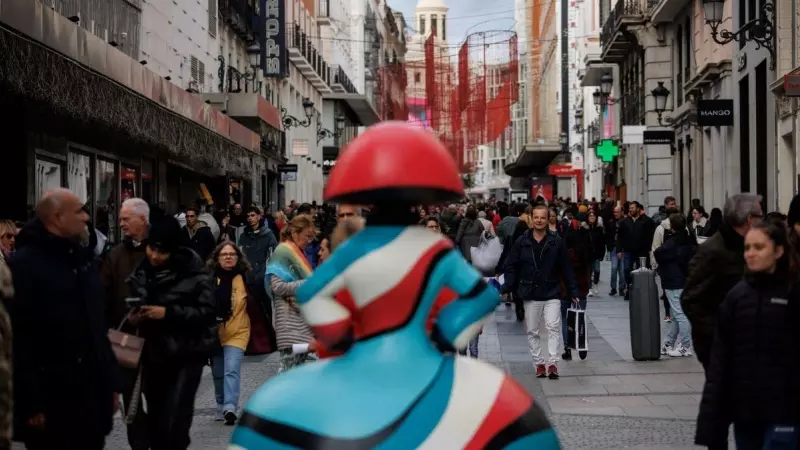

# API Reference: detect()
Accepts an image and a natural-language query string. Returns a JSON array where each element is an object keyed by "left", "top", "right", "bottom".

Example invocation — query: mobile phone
[{"left": 125, "top": 297, "right": 142, "bottom": 309}]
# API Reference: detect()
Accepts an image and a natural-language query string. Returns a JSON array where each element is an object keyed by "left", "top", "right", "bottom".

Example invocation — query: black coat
[
  {"left": 695, "top": 274, "right": 800, "bottom": 448},
  {"left": 127, "top": 248, "right": 219, "bottom": 364},
  {"left": 7, "top": 220, "right": 121, "bottom": 440},
  {"left": 680, "top": 224, "right": 745, "bottom": 366},
  {"left": 503, "top": 230, "right": 580, "bottom": 301},
  {"left": 653, "top": 230, "right": 696, "bottom": 290},
  {"left": 616, "top": 214, "right": 656, "bottom": 257},
  {"left": 180, "top": 225, "right": 216, "bottom": 262},
  {"left": 586, "top": 223, "right": 606, "bottom": 261}
]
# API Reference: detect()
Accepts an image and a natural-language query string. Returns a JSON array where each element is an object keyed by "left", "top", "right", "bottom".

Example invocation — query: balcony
[
  {"left": 649, "top": 0, "right": 691, "bottom": 23},
  {"left": 287, "top": 25, "right": 333, "bottom": 94},
  {"left": 317, "top": 0, "right": 331, "bottom": 26},
  {"left": 220, "top": 0, "right": 257, "bottom": 43},
  {"left": 330, "top": 65, "right": 358, "bottom": 94},
  {"left": 600, "top": 0, "right": 654, "bottom": 62}
]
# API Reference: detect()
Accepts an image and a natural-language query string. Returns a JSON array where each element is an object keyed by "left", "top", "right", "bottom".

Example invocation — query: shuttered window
[
  {"left": 190, "top": 56, "right": 206, "bottom": 89},
  {"left": 208, "top": 0, "right": 217, "bottom": 37}
]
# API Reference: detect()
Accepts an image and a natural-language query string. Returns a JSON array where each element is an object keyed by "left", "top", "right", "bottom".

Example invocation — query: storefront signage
[
  {"left": 697, "top": 99, "right": 734, "bottom": 126},
  {"left": 278, "top": 164, "right": 297, "bottom": 182},
  {"left": 548, "top": 164, "right": 580, "bottom": 177},
  {"left": 261, "top": 0, "right": 287, "bottom": 77},
  {"left": 595, "top": 139, "right": 619, "bottom": 163},
  {"left": 642, "top": 130, "right": 674, "bottom": 145}
]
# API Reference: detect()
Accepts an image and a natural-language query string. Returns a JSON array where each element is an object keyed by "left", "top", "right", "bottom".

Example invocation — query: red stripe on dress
[{"left": 464, "top": 376, "right": 534, "bottom": 450}]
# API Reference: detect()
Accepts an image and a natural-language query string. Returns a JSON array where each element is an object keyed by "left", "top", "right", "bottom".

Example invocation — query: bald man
[{"left": 7, "top": 188, "right": 120, "bottom": 449}]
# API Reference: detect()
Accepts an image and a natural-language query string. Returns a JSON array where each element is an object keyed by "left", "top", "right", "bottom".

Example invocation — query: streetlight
[
  {"left": 651, "top": 81, "right": 670, "bottom": 126},
  {"left": 701, "top": 0, "right": 775, "bottom": 70},
  {"left": 317, "top": 114, "right": 347, "bottom": 144},
  {"left": 592, "top": 90, "right": 602, "bottom": 111},
  {"left": 282, "top": 97, "right": 315, "bottom": 129},
  {"left": 247, "top": 43, "right": 261, "bottom": 68},
  {"left": 559, "top": 131, "right": 569, "bottom": 153},
  {"left": 600, "top": 74, "right": 613, "bottom": 97}
]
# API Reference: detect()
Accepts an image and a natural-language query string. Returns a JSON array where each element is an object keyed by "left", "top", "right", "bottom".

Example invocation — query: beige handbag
[{"left": 107, "top": 315, "right": 145, "bottom": 369}]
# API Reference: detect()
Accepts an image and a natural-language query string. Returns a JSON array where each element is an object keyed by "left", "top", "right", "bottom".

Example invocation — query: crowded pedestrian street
[{"left": 57, "top": 261, "right": 706, "bottom": 450}]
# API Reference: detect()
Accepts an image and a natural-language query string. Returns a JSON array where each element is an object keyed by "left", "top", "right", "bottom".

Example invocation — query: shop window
[
  {"left": 68, "top": 152, "right": 93, "bottom": 207},
  {"left": 142, "top": 159, "right": 155, "bottom": 205},
  {"left": 35, "top": 155, "right": 64, "bottom": 201},
  {"left": 96, "top": 159, "right": 117, "bottom": 244},
  {"left": 121, "top": 164, "right": 139, "bottom": 201}
]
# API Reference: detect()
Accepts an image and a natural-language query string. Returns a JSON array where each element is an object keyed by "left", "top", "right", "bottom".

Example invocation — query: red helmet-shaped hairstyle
[{"left": 324, "top": 121, "right": 464, "bottom": 204}]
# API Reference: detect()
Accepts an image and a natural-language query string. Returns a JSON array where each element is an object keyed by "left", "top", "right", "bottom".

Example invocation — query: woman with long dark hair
[
  {"left": 696, "top": 220, "right": 800, "bottom": 449},
  {"left": 207, "top": 242, "right": 253, "bottom": 425}
]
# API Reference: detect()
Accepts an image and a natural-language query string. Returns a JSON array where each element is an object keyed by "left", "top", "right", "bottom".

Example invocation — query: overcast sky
[{"left": 386, "top": 0, "right": 516, "bottom": 47}]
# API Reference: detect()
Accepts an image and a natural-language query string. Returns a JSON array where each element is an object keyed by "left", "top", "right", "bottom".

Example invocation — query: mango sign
[{"left": 784, "top": 74, "right": 800, "bottom": 97}]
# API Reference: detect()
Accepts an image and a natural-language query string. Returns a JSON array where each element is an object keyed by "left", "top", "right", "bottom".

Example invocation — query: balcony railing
[
  {"left": 287, "top": 24, "right": 333, "bottom": 93},
  {"left": 330, "top": 65, "right": 358, "bottom": 94},
  {"left": 600, "top": 0, "right": 656, "bottom": 49}
]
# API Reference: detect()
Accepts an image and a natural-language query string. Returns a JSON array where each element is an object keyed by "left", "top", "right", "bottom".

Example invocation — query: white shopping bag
[
  {"left": 566, "top": 307, "right": 588, "bottom": 351},
  {"left": 470, "top": 232, "right": 503, "bottom": 274}
]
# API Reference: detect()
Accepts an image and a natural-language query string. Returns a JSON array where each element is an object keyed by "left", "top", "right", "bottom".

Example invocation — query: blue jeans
[
  {"left": 212, "top": 345, "right": 245, "bottom": 413},
  {"left": 609, "top": 247, "right": 625, "bottom": 290},
  {"left": 592, "top": 260, "right": 601, "bottom": 280},
  {"left": 561, "top": 297, "right": 587, "bottom": 349},
  {"left": 459, "top": 333, "right": 480, "bottom": 357},
  {"left": 663, "top": 289, "right": 692, "bottom": 349}
]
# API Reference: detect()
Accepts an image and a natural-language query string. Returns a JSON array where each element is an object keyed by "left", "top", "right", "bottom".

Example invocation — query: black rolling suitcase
[{"left": 629, "top": 258, "right": 661, "bottom": 361}]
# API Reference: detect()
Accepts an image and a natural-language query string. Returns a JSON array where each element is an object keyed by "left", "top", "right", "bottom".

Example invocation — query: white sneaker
[
  {"left": 588, "top": 289, "right": 595, "bottom": 297},
  {"left": 660, "top": 344, "right": 673, "bottom": 355},
  {"left": 667, "top": 346, "right": 693, "bottom": 357}
]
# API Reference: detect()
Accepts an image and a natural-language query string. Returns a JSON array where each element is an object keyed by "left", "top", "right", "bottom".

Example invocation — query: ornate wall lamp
[
  {"left": 282, "top": 98, "right": 315, "bottom": 130},
  {"left": 317, "top": 114, "right": 346, "bottom": 145},
  {"left": 702, "top": 0, "right": 775, "bottom": 70}
]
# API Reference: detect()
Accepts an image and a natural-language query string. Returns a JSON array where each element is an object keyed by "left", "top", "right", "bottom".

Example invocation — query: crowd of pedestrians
[{"left": 3, "top": 185, "right": 800, "bottom": 449}]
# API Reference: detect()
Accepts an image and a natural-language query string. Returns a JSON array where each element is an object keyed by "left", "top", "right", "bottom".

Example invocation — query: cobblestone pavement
[{"left": 34, "top": 261, "right": 712, "bottom": 449}]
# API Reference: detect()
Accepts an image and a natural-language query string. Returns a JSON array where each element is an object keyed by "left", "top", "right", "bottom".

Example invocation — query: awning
[
  {"left": 322, "top": 93, "right": 380, "bottom": 126},
  {"left": 504, "top": 143, "right": 562, "bottom": 177},
  {"left": 581, "top": 63, "right": 615, "bottom": 87}
]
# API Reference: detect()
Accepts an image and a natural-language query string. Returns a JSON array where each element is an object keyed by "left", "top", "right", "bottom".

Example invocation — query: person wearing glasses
[{"left": 682, "top": 193, "right": 763, "bottom": 374}]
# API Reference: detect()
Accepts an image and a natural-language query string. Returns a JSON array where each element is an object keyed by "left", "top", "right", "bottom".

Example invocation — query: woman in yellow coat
[{"left": 208, "top": 242, "right": 252, "bottom": 425}]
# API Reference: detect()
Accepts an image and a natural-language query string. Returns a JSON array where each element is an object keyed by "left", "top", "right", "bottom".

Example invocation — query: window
[
  {"left": 442, "top": 16, "right": 446, "bottom": 40},
  {"left": 414, "top": 71, "right": 421, "bottom": 83},
  {"left": 95, "top": 159, "right": 117, "bottom": 244},
  {"left": 676, "top": 25, "right": 683, "bottom": 106},
  {"left": 208, "top": 0, "right": 217, "bottom": 37},
  {"left": 419, "top": 16, "right": 425, "bottom": 35},
  {"left": 431, "top": 15, "right": 438, "bottom": 36},
  {"left": 191, "top": 55, "right": 206, "bottom": 89},
  {"left": 35, "top": 155, "right": 64, "bottom": 202},
  {"left": 68, "top": 152, "right": 93, "bottom": 206}
]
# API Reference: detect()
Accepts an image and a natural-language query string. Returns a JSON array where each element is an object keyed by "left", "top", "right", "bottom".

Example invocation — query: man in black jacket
[
  {"left": 180, "top": 206, "right": 216, "bottom": 261},
  {"left": 503, "top": 205, "right": 580, "bottom": 380},
  {"left": 8, "top": 189, "right": 121, "bottom": 449},
  {"left": 681, "top": 193, "right": 761, "bottom": 371},
  {"left": 616, "top": 201, "right": 657, "bottom": 297}
]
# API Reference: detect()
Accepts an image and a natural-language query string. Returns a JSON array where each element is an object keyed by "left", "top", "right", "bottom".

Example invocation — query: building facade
[{"left": 1, "top": 0, "right": 265, "bottom": 235}]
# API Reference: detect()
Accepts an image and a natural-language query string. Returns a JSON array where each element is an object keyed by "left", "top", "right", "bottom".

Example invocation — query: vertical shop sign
[{"left": 262, "top": 0, "right": 286, "bottom": 77}]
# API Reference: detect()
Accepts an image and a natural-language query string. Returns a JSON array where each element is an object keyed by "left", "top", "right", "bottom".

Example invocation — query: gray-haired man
[{"left": 681, "top": 193, "right": 762, "bottom": 371}]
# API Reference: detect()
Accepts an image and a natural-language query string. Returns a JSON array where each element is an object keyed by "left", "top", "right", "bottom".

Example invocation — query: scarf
[
  {"left": 266, "top": 241, "right": 313, "bottom": 284},
  {"left": 214, "top": 267, "right": 242, "bottom": 320}
]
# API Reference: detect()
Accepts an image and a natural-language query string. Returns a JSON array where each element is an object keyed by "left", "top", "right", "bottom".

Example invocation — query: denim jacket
[{"left": 502, "top": 230, "right": 580, "bottom": 301}]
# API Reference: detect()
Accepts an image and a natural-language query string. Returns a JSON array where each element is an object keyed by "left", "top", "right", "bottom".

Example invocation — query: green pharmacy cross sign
[{"left": 596, "top": 139, "right": 619, "bottom": 163}]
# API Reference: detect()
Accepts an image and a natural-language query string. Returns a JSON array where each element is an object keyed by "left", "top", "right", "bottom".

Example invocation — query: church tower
[{"left": 414, "top": 0, "right": 448, "bottom": 42}]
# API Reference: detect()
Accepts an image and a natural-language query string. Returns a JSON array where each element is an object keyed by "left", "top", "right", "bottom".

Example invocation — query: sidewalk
[{"left": 479, "top": 259, "right": 706, "bottom": 449}]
